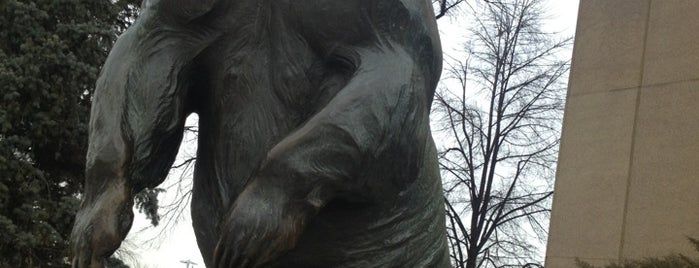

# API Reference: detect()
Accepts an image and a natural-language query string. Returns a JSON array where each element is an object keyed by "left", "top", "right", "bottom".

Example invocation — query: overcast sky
[{"left": 122, "top": 1, "right": 580, "bottom": 267}]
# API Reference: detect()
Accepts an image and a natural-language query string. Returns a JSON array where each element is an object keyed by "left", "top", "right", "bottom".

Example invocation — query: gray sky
[{"left": 123, "top": 1, "right": 580, "bottom": 267}]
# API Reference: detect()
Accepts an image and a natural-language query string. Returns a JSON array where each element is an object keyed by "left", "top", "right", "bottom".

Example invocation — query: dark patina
[{"left": 70, "top": 0, "right": 447, "bottom": 267}]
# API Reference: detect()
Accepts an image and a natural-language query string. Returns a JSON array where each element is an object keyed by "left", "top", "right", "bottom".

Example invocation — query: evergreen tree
[{"left": 0, "top": 0, "right": 139, "bottom": 267}]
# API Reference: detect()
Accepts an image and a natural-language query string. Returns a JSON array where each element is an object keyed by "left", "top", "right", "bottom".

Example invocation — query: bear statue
[{"left": 70, "top": 0, "right": 448, "bottom": 267}]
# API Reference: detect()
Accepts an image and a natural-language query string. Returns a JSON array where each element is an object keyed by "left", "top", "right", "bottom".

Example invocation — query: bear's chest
[
  {"left": 220, "top": 0, "right": 382, "bottom": 50},
  {"left": 287, "top": 0, "right": 379, "bottom": 46}
]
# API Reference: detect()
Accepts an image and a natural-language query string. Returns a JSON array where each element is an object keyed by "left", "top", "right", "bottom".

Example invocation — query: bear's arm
[{"left": 213, "top": 44, "right": 434, "bottom": 267}]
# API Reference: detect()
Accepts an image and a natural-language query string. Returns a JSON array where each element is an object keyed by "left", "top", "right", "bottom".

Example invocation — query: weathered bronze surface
[{"left": 70, "top": 0, "right": 447, "bottom": 267}]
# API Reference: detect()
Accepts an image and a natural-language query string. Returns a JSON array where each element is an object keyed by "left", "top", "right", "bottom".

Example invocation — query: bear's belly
[{"left": 194, "top": 21, "right": 344, "bottom": 201}]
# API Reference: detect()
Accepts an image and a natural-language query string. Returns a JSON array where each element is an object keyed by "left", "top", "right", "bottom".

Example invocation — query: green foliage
[
  {"left": 134, "top": 188, "right": 165, "bottom": 226},
  {"left": 0, "top": 0, "right": 139, "bottom": 267},
  {"left": 576, "top": 238, "right": 699, "bottom": 268}
]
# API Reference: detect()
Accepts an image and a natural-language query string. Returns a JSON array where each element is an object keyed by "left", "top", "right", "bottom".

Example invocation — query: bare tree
[
  {"left": 431, "top": 0, "right": 571, "bottom": 267},
  {"left": 132, "top": 116, "right": 198, "bottom": 245},
  {"left": 433, "top": 0, "right": 467, "bottom": 19}
]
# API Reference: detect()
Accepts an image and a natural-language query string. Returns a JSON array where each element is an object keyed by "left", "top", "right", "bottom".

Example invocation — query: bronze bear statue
[{"left": 70, "top": 0, "right": 448, "bottom": 267}]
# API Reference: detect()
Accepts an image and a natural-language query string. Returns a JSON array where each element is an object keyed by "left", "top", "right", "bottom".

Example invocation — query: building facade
[{"left": 546, "top": 0, "right": 699, "bottom": 266}]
